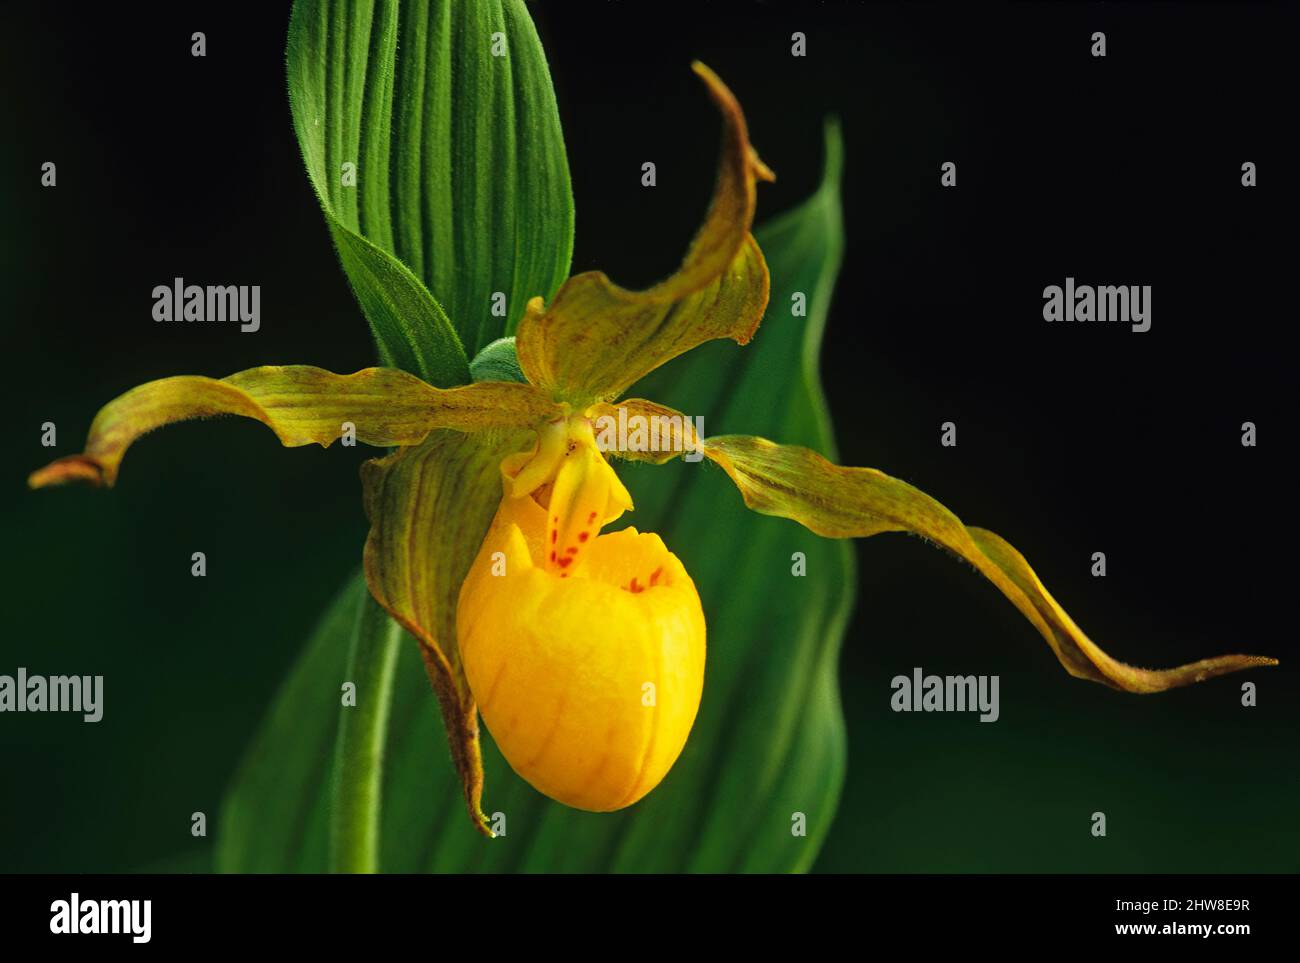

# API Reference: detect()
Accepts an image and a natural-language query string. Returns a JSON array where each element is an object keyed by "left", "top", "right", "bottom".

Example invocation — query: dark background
[{"left": 2, "top": 0, "right": 1295, "bottom": 872}]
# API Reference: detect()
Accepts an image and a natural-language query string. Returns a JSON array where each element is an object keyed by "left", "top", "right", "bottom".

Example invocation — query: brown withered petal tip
[{"left": 28, "top": 456, "right": 107, "bottom": 489}]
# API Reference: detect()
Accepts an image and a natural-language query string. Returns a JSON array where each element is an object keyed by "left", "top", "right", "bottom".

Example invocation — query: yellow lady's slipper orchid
[{"left": 29, "top": 63, "right": 1275, "bottom": 840}]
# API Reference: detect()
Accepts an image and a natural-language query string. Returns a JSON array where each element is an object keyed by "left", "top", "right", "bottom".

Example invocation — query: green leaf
[
  {"left": 329, "top": 230, "right": 471, "bottom": 387},
  {"left": 288, "top": 0, "right": 575, "bottom": 378},
  {"left": 469, "top": 336, "right": 527, "bottom": 384},
  {"left": 216, "top": 573, "right": 363, "bottom": 872},
  {"left": 216, "top": 120, "right": 852, "bottom": 872}
]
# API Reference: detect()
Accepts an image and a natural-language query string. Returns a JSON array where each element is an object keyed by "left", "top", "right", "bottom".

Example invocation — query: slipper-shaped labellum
[{"left": 459, "top": 419, "right": 706, "bottom": 810}]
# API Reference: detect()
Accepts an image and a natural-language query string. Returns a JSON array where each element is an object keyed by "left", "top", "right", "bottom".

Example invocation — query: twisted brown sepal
[
  {"left": 515, "top": 62, "right": 774, "bottom": 405},
  {"left": 361, "top": 428, "right": 534, "bottom": 836}
]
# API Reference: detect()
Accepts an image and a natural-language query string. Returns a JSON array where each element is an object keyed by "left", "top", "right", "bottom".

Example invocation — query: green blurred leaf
[
  {"left": 288, "top": 0, "right": 574, "bottom": 379},
  {"left": 217, "top": 121, "right": 853, "bottom": 872},
  {"left": 216, "top": 574, "right": 363, "bottom": 872}
]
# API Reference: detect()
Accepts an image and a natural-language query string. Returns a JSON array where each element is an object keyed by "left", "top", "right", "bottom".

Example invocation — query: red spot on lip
[
  {"left": 550, "top": 550, "right": 557, "bottom": 562},
  {"left": 578, "top": 531, "right": 589, "bottom": 543},
  {"left": 565, "top": 546, "right": 578, "bottom": 555},
  {"left": 649, "top": 566, "right": 663, "bottom": 586},
  {"left": 587, "top": 511, "right": 597, "bottom": 523},
  {"left": 550, "top": 530, "right": 557, "bottom": 544},
  {"left": 558, "top": 557, "right": 573, "bottom": 568},
  {"left": 627, "top": 577, "right": 644, "bottom": 594}
]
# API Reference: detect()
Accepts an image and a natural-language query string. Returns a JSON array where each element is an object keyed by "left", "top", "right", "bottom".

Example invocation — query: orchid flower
[{"left": 29, "top": 64, "right": 1275, "bottom": 837}]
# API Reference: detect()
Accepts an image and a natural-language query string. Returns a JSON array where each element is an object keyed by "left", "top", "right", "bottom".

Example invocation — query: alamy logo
[
  {"left": 890, "top": 666, "right": 1000, "bottom": 722},
  {"left": 0, "top": 668, "right": 103, "bottom": 722},
  {"left": 50, "top": 893, "right": 151, "bottom": 943},
  {"left": 1042, "top": 277, "right": 1151, "bottom": 332},
  {"left": 593, "top": 407, "right": 704, "bottom": 462},
  {"left": 152, "top": 277, "right": 260, "bottom": 332}
]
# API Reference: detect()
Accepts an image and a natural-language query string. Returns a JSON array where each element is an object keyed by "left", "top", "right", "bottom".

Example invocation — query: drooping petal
[
  {"left": 702, "top": 434, "right": 1277, "bottom": 692},
  {"left": 515, "top": 62, "right": 774, "bottom": 404},
  {"left": 28, "top": 365, "right": 560, "bottom": 489},
  {"left": 360, "top": 427, "right": 536, "bottom": 835}
]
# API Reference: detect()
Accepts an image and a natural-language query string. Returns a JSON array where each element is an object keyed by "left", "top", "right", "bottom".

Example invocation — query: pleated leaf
[{"left": 288, "top": 0, "right": 574, "bottom": 377}]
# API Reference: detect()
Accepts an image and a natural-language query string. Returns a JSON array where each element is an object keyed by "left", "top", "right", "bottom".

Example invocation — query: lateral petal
[
  {"left": 703, "top": 434, "right": 1277, "bottom": 692},
  {"left": 28, "top": 365, "right": 559, "bottom": 489}
]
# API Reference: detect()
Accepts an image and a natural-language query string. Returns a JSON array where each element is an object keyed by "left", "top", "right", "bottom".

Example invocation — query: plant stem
[{"left": 329, "top": 590, "right": 402, "bottom": 873}]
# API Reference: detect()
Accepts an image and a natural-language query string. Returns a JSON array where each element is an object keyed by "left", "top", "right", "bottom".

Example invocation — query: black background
[{"left": 1, "top": 0, "right": 1295, "bottom": 874}]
